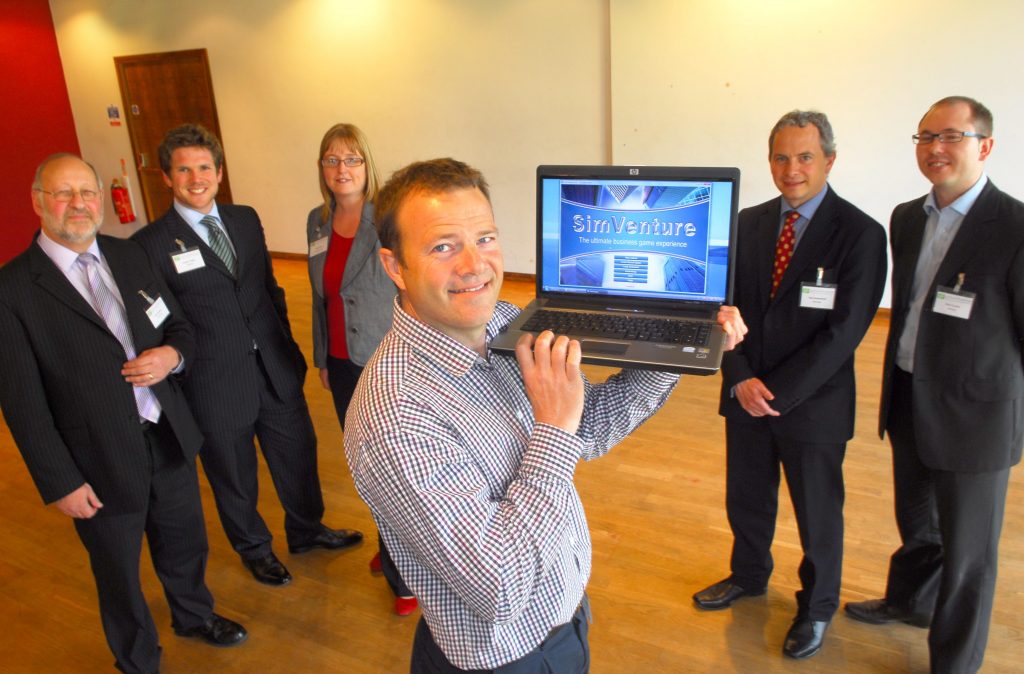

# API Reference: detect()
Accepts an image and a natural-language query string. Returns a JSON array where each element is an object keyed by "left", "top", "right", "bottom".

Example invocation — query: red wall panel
[{"left": 0, "top": 0, "right": 80, "bottom": 264}]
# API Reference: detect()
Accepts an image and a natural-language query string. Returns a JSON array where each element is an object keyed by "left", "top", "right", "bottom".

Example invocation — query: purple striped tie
[{"left": 77, "top": 253, "right": 162, "bottom": 423}]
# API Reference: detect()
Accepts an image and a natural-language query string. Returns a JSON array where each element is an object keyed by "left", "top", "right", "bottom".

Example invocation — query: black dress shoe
[
  {"left": 174, "top": 613, "right": 248, "bottom": 647},
  {"left": 845, "top": 598, "right": 930, "bottom": 628},
  {"left": 693, "top": 578, "right": 766, "bottom": 610},
  {"left": 783, "top": 617, "right": 829, "bottom": 659},
  {"left": 288, "top": 526, "right": 364, "bottom": 554},
  {"left": 242, "top": 553, "right": 292, "bottom": 586}
]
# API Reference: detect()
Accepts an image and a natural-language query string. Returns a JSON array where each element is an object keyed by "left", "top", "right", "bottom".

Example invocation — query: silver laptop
[{"left": 490, "top": 164, "right": 739, "bottom": 375}]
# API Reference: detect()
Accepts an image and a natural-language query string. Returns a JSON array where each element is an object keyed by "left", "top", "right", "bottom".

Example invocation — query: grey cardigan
[{"left": 306, "top": 201, "right": 396, "bottom": 367}]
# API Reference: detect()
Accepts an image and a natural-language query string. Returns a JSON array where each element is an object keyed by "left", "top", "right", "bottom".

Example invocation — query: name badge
[
  {"left": 933, "top": 285, "right": 975, "bottom": 320},
  {"left": 800, "top": 283, "right": 837, "bottom": 309},
  {"left": 138, "top": 290, "right": 170, "bottom": 328},
  {"left": 309, "top": 236, "right": 329, "bottom": 257},
  {"left": 171, "top": 247, "right": 205, "bottom": 274}
]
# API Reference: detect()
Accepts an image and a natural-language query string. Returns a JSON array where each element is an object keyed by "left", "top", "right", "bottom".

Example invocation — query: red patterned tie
[{"left": 771, "top": 210, "right": 799, "bottom": 299}]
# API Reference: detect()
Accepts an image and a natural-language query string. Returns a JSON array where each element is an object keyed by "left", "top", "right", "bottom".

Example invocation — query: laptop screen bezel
[{"left": 534, "top": 164, "right": 739, "bottom": 314}]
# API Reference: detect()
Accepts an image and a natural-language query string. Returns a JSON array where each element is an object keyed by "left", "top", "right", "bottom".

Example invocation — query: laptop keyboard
[{"left": 519, "top": 309, "right": 712, "bottom": 346}]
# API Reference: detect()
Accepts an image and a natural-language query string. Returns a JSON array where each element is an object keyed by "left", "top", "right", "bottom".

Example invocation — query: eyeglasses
[
  {"left": 34, "top": 188, "right": 101, "bottom": 202},
  {"left": 321, "top": 156, "right": 365, "bottom": 168},
  {"left": 912, "top": 131, "right": 987, "bottom": 145}
]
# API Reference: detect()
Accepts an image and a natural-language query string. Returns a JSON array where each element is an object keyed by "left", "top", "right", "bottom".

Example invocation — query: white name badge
[
  {"left": 933, "top": 286, "right": 975, "bottom": 320},
  {"left": 171, "top": 247, "right": 205, "bottom": 274},
  {"left": 800, "top": 283, "right": 837, "bottom": 310},
  {"left": 309, "top": 236, "right": 329, "bottom": 257},
  {"left": 145, "top": 296, "right": 170, "bottom": 328}
]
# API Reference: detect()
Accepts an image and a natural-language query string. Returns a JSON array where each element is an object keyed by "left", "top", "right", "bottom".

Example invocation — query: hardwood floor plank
[{"left": 1, "top": 259, "right": 1021, "bottom": 672}]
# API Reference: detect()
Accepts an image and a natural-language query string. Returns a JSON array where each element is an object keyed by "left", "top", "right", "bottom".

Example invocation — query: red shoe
[
  {"left": 394, "top": 596, "right": 418, "bottom": 616},
  {"left": 369, "top": 551, "right": 383, "bottom": 575}
]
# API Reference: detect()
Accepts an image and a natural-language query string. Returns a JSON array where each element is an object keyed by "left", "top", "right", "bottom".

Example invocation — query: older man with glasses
[{"left": 0, "top": 153, "right": 246, "bottom": 673}]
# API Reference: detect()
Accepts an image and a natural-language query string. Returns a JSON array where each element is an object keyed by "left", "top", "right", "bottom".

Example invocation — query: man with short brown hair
[{"left": 345, "top": 157, "right": 747, "bottom": 672}]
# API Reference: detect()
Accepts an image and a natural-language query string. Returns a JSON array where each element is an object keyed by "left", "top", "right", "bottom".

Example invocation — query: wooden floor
[{"left": 1, "top": 258, "right": 1022, "bottom": 673}]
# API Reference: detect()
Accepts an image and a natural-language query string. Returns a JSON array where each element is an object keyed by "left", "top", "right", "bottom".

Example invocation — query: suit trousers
[
  {"left": 74, "top": 418, "right": 213, "bottom": 674},
  {"left": 410, "top": 597, "right": 590, "bottom": 674},
  {"left": 326, "top": 355, "right": 412, "bottom": 598},
  {"left": 725, "top": 421, "right": 846, "bottom": 620},
  {"left": 199, "top": 353, "right": 325, "bottom": 559},
  {"left": 883, "top": 367, "right": 1010, "bottom": 674}
]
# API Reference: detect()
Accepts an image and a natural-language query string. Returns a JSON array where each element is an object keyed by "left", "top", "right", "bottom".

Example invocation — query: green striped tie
[{"left": 199, "top": 215, "right": 237, "bottom": 275}]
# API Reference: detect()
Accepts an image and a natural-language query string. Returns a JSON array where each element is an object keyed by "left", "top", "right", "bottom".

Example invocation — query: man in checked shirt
[{"left": 344, "top": 158, "right": 747, "bottom": 673}]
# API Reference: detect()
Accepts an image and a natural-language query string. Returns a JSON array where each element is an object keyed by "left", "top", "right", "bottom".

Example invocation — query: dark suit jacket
[
  {"left": 719, "top": 186, "right": 887, "bottom": 443},
  {"left": 0, "top": 235, "right": 203, "bottom": 514},
  {"left": 879, "top": 180, "right": 1024, "bottom": 472},
  {"left": 132, "top": 204, "right": 307, "bottom": 431}
]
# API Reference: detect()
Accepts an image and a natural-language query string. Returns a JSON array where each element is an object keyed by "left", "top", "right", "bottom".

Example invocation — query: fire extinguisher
[{"left": 110, "top": 178, "right": 136, "bottom": 224}]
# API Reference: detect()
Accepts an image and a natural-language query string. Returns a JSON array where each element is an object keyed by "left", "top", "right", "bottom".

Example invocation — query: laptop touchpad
[{"left": 581, "top": 340, "right": 628, "bottom": 355}]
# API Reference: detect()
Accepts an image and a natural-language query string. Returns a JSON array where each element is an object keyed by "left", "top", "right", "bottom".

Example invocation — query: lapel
[
  {"left": 930, "top": 180, "right": 1001, "bottom": 291},
  {"left": 27, "top": 238, "right": 124, "bottom": 356},
  {"left": 893, "top": 202, "right": 927, "bottom": 313},
  {"left": 169, "top": 208, "right": 234, "bottom": 279},
  {"left": 217, "top": 205, "right": 247, "bottom": 278},
  {"left": 342, "top": 203, "right": 379, "bottom": 292},
  {"left": 309, "top": 214, "right": 331, "bottom": 299},
  {"left": 772, "top": 187, "right": 840, "bottom": 302},
  {"left": 28, "top": 240, "right": 108, "bottom": 332},
  {"left": 98, "top": 236, "right": 149, "bottom": 344},
  {"left": 754, "top": 199, "right": 781, "bottom": 309}
]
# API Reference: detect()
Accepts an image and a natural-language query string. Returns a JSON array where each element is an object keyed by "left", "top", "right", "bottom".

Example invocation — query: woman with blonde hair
[{"left": 305, "top": 123, "right": 415, "bottom": 615}]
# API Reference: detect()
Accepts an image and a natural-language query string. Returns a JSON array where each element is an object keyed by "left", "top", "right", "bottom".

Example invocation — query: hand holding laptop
[
  {"left": 716, "top": 305, "right": 748, "bottom": 351},
  {"left": 516, "top": 330, "right": 585, "bottom": 435}
]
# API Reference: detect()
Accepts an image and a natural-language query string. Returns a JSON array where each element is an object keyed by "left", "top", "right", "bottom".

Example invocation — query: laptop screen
[{"left": 537, "top": 165, "right": 739, "bottom": 307}]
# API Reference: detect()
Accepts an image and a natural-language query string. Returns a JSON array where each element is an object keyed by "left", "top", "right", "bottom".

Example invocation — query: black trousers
[
  {"left": 199, "top": 356, "right": 325, "bottom": 559},
  {"left": 725, "top": 421, "right": 846, "bottom": 620},
  {"left": 74, "top": 418, "right": 214, "bottom": 674},
  {"left": 410, "top": 597, "right": 590, "bottom": 674},
  {"left": 883, "top": 367, "right": 1010, "bottom": 674},
  {"left": 326, "top": 355, "right": 412, "bottom": 598}
]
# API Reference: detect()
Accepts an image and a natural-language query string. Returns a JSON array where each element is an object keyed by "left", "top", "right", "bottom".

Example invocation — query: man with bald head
[{"left": 0, "top": 154, "right": 246, "bottom": 673}]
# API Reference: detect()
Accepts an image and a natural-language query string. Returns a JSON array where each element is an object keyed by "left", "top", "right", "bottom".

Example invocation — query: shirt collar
[
  {"left": 390, "top": 296, "right": 519, "bottom": 376},
  {"left": 36, "top": 229, "right": 102, "bottom": 274},
  {"left": 173, "top": 200, "right": 222, "bottom": 228},
  {"left": 924, "top": 174, "right": 988, "bottom": 216},
  {"left": 781, "top": 183, "right": 829, "bottom": 222}
]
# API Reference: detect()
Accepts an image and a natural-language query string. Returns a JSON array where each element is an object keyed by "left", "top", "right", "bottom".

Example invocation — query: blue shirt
[
  {"left": 172, "top": 201, "right": 237, "bottom": 256},
  {"left": 896, "top": 175, "right": 988, "bottom": 371},
  {"left": 779, "top": 183, "right": 830, "bottom": 249}
]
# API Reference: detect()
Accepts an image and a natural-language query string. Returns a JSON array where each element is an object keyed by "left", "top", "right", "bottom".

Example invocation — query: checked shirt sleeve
[
  {"left": 351, "top": 406, "right": 584, "bottom": 624},
  {"left": 575, "top": 369, "right": 680, "bottom": 460}
]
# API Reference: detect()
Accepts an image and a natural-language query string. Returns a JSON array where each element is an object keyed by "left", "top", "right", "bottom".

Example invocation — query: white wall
[
  {"left": 51, "top": 0, "right": 1024, "bottom": 305},
  {"left": 609, "top": 0, "right": 1024, "bottom": 306},
  {"left": 49, "top": 0, "right": 609, "bottom": 272}
]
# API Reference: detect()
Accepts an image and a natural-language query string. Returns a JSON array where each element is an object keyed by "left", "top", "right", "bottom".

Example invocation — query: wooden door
[{"left": 114, "top": 48, "right": 233, "bottom": 222}]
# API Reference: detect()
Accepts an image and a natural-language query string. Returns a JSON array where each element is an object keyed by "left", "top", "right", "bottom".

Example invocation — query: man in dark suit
[
  {"left": 845, "top": 96, "right": 1024, "bottom": 674},
  {"left": 0, "top": 154, "right": 246, "bottom": 674},
  {"left": 133, "top": 125, "right": 361, "bottom": 587},
  {"left": 692, "top": 111, "right": 887, "bottom": 659}
]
